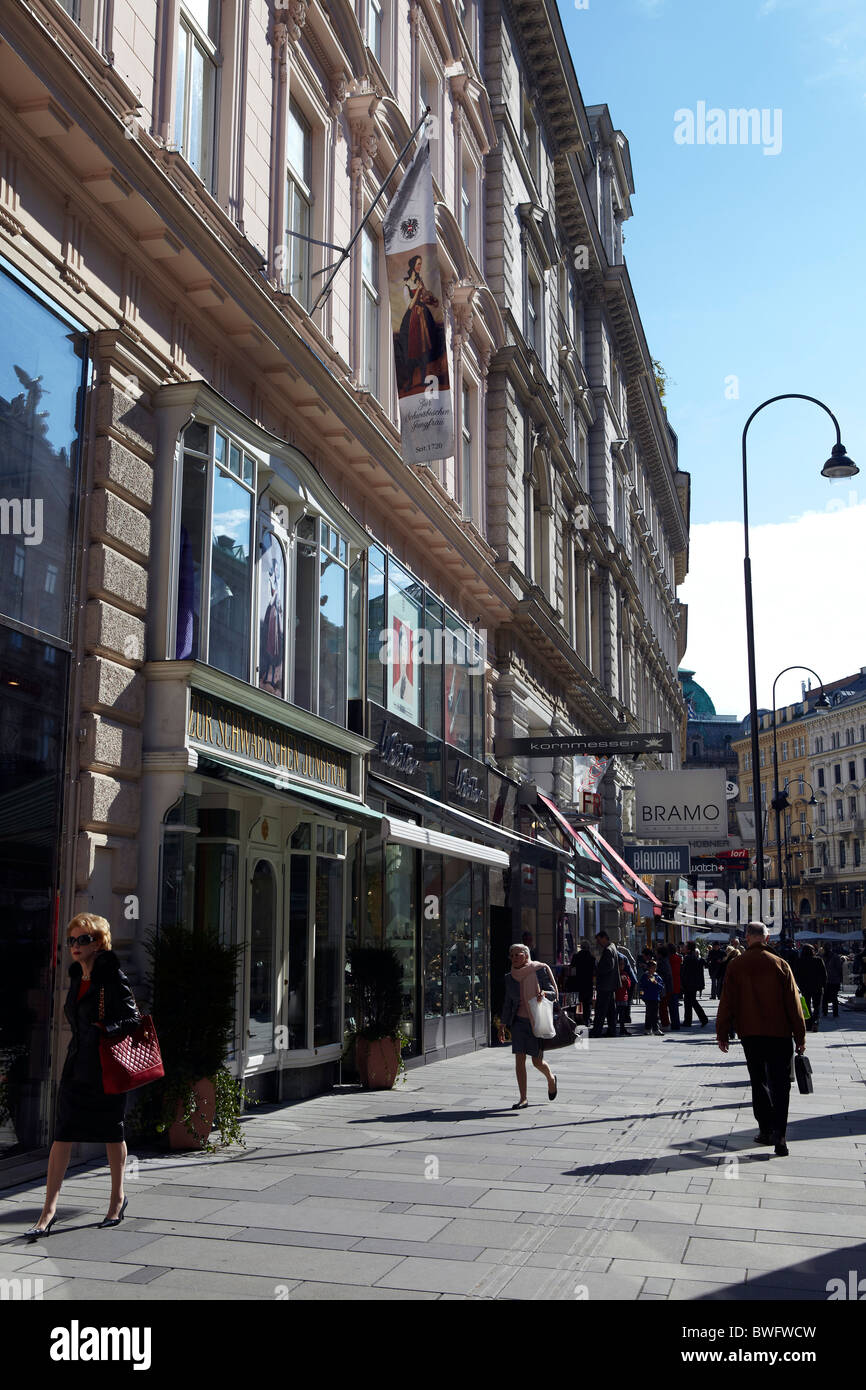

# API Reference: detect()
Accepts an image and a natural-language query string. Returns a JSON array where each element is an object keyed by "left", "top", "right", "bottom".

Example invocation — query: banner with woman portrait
[{"left": 383, "top": 136, "right": 453, "bottom": 464}]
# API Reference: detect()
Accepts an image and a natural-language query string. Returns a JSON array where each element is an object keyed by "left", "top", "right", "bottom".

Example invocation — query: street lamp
[
  {"left": 775, "top": 777, "right": 819, "bottom": 939},
  {"left": 768, "top": 665, "right": 831, "bottom": 942},
  {"left": 742, "top": 395, "right": 858, "bottom": 904}
]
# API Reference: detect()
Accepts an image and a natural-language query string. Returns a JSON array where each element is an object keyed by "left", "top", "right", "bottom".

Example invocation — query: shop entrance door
[{"left": 246, "top": 855, "right": 282, "bottom": 1057}]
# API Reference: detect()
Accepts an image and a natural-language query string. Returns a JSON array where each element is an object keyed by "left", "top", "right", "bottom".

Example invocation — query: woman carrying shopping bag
[{"left": 498, "top": 943, "right": 559, "bottom": 1108}]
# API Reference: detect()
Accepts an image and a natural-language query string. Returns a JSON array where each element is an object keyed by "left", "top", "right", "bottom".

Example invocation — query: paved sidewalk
[{"left": 2, "top": 1000, "right": 865, "bottom": 1301}]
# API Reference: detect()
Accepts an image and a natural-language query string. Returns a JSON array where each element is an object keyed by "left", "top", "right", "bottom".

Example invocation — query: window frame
[
  {"left": 284, "top": 97, "right": 314, "bottom": 308},
  {"left": 175, "top": 0, "right": 220, "bottom": 190},
  {"left": 360, "top": 224, "right": 381, "bottom": 397}
]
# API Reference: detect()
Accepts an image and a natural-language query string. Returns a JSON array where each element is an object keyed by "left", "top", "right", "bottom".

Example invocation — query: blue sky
[{"left": 560, "top": 0, "right": 866, "bottom": 715}]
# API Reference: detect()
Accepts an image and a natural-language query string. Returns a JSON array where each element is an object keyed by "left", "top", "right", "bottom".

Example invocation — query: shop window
[
  {"left": 287, "top": 853, "right": 310, "bottom": 1048},
  {"left": 385, "top": 841, "right": 418, "bottom": 1051},
  {"left": 314, "top": 853, "right": 343, "bottom": 1047},
  {"left": 176, "top": 1, "right": 220, "bottom": 188},
  {"left": 0, "top": 266, "right": 86, "bottom": 644},
  {"left": 258, "top": 530, "right": 286, "bottom": 697},
  {"left": 444, "top": 857, "right": 472, "bottom": 1014},
  {"left": 423, "top": 854, "right": 443, "bottom": 1018},
  {"left": 209, "top": 454, "right": 254, "bottom": 681}
]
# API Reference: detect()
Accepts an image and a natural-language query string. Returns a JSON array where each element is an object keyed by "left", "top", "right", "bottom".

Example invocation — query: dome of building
[{"left": 679, "top": 670, "right": 716, "bottom": 718}]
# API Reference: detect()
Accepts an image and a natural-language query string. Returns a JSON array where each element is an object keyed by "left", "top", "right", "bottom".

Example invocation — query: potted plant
[
  {"left": 345, "top": 946, "right": 407, "bottom": 1090},
  {"left": 136, "top": 924, "right": 249, "bottom": 1152}
]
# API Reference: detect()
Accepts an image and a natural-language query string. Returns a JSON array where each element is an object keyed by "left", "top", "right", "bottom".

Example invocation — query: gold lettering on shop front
[{"left": 187, "top": 691, "right": 348, "bottom": 791}]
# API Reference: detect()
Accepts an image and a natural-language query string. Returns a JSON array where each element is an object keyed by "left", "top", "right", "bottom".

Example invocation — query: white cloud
[{"left": 678, "top": 500, "right": 866, "bottom": 720}]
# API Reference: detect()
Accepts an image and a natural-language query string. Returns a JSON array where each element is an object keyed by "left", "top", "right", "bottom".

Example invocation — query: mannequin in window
[{"left": 260, "top": 552, "right": 283, "bottom": 691}]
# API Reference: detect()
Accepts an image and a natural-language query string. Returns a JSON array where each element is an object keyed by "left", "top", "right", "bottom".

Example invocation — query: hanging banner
[{"left": 383, "top": 135, "right": 453, "bottom": 464}]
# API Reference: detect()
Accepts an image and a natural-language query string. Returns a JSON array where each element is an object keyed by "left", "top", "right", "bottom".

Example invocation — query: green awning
[{"left": 196, "top": 756, "right": 383, "bottom": 826}]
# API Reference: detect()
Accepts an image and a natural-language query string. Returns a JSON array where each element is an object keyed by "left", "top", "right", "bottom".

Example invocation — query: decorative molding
[{"left": 60, "top": 199, "right": 87, "bottom": 294}]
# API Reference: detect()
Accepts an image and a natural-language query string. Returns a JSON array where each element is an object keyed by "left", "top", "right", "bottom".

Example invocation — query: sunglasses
[{"left": 67, "top": 934, "right": 97, "bottom": 947}]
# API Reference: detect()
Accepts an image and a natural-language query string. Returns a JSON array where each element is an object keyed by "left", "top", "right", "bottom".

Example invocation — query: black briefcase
[{"left": 794, "top": 1053, "right": 813, "bottom": 1095}]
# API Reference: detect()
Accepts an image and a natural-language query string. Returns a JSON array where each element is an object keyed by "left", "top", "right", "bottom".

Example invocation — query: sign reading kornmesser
[{"left": 383, "top": 135, "right": 453, "bottom": 464}]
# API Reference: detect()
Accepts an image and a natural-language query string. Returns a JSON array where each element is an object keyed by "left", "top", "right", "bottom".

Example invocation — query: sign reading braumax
[{"left": 634, "top": 770, "right": 727, "bottom": 842}]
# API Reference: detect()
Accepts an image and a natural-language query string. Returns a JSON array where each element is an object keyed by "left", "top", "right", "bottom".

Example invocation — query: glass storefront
[{"left": 0, "top": 263, "right": 86, "bottom": 1153}]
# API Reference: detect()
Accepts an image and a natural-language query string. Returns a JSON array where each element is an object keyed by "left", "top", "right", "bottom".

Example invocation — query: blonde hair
[{"left": 67, "top": 913, "right": 111, "bottom": 951}]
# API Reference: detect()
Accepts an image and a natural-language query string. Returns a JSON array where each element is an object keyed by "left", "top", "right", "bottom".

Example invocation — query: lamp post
[
  {"left": 742, "top": 395, "right": 858, "bottom": 907},
  {"left": 775, "top": 777, "right": 818, "bottom": 942}
]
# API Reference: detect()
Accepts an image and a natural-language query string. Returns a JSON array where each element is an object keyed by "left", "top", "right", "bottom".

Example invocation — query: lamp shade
[{"left": 821, "top": 443, "right": 858, "bottom": 479}]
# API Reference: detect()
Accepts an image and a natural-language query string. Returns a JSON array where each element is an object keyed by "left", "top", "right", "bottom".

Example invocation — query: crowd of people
[{"left": 557, "top": 934, "right": 863, "bottom": 1039}]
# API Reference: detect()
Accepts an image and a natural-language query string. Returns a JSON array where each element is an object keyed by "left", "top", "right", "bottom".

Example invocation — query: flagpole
[{"left": 309, "top": 108, "right": 432, "bottom": 317}]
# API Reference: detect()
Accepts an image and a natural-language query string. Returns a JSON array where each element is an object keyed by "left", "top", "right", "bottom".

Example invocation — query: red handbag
[{"left": 99, "top": 987, "right": 165, "bottom": 1094}]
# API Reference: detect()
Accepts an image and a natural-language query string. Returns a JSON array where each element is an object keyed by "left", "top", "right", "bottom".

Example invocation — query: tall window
[
  {"left": 461, "top": 382, "right": 473, "bottom": 521},
  {"left": 461, "top": 164, "right": 472, "bottom": 246},
  {"left": 360, "top": 227, "right": 380, "bottom": 395},
  {"left": 175, "top": 1, "right": 219, "bottom": 187},
  {"left": 526, "top": 261, "right": 541, "bottom": 356},
  {"left": 285, "top": 100, "right": 312, "bottom": 306},
  {"left": 366, "top": 0, "right": 383, "bottom": 60}
]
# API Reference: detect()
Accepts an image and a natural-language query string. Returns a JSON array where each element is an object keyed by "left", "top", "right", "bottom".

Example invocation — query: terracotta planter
[
  {"left": 355, "top": 1036, "right": 401, "bottom": 1090},
  {"left": 168, "top": 1078, "right": 215, "bottom": 1150}
]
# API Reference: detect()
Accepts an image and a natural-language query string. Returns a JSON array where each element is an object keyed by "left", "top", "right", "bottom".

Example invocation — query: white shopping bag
[{"left": 528, "top": 995, "right": 556, "bottom": 1039}]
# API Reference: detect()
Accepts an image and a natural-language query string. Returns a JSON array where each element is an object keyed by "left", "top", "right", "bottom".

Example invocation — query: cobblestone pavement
[{"left": 2, "top": 999, "right": 865, "bottom": 1301}]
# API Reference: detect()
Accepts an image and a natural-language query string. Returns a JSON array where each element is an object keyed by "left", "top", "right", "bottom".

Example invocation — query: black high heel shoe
[
  {"left": 25, "top": 1214, "right": 57, "bottom": 1242},
  {"left": 98, "top": 1196, "right": 128, "bottom": 1229}
]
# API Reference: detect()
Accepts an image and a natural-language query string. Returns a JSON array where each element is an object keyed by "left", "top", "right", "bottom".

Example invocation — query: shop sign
[
  {"left": 445, "top": 750, "right": 488, "bottom": 816},
  {"left": 623, "top": 844, "right": 691, "bottom": 875},
  {"left": 634, "top": 770, "right": 727, "bottom": 841},
  {"left": 368, "top": 704, "right": 443, "bottom": 798},
  {"left": 489, "top": 770, "right": 517, "bottom": 832},
  {"left": 188, "top": 689, "right": 349, "bottom": 791}
]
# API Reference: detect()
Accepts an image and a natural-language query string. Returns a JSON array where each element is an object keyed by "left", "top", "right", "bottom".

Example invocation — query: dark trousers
[
  {"left": 683, "top": 992, "right": 708, "bottom": 1026},
  {"left": 710, "top": 972, "right": 720, "bottom": 999},
  {"left": 823, "top": 984, "right": 839, "bottom": 1017},
  {"left": 591, "top": 989, "right": 616, "bottom": 1034},
  {"left": 578, "top": 991, "right": 593, "bottom": 1026},
  {"left": 805, "top": 990, "right": 822, "bottom": 1028},
  {"left": 741, "top": 1035, "right": 795, "bottom": 1138},
  {"left": 644, "top": 999, "right": 660, "bottom": 1032},
  {"left": 668, "top": 992, "right": 681, "bottom": 1029}
]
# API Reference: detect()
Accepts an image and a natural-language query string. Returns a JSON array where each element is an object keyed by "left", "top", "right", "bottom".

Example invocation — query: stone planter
[
  {"left": 355, "top": 1036, "right": 401, "bottom": 1090},
  {"left": 168, "top": 1078, "right": 215, "bottom": 1149}
]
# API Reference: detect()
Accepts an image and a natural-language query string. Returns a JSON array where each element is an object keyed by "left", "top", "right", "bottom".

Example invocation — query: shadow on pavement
[{"left": 695, "top": 1240, "right": 866, "bottom": 1300}]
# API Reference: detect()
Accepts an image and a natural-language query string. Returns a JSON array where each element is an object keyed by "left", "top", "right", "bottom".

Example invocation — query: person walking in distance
[
  {"left": 681, "top": 941, "right": 709, "bottom": 1027},
  {"left": 824, "top": 950, "right": 845, "bottom": 1019},
  {"left": 638, "top": 960, "right": 666, "bottom": 1036},
  {"left": 569, "top": 939, "right": 595, "bottom": 1029},
  {"left": 707, "top": 944, "right": 723, "bottom": 999},
  {"left": 655, "top": 945, "right": 673, "bottom": 1029},
  {"left": 797, "top": 943, "right": 826, "bottom": 1032},
  {"left": 716, "top": 921, "right": 806, "bottom": 1156},
  {"left": 590, "top": 931, "right": 621, "bottom": 1037},
  {"left": 668, "top": 942, "right": 683, "bottom": 1031}
]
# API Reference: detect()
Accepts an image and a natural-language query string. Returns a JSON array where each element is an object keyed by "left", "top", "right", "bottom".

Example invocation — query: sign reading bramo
[
  {"left": 188, "top": 690, "right": 349, "bottom": 791},
  {"left": 634, "top": 770, "right": 727, "bottom": 842}
]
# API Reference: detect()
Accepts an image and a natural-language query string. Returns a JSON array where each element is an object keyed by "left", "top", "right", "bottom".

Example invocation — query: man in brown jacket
[{"left": 717, "top": 921, "right": 807, "bottom": 1156}]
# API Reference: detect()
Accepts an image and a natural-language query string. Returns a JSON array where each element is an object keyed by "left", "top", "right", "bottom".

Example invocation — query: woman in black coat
[{"left": 26, "top": 914, "right": 140, "bottom": 1240}]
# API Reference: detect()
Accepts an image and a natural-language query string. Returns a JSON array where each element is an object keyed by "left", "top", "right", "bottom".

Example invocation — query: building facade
[{"left": 0, "top": 0, "right": 689, "bottom": 1153}]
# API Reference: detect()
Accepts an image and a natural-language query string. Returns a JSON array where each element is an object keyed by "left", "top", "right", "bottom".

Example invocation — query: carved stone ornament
[
  {"left": 330, "top": 73, "right": 350, "bottom": 118},
  {"left": 451, "top": 280, "right": 477, "bottom": 340},
  {"left": 272, "top": 0, "right": 307, "bottom": 45}
]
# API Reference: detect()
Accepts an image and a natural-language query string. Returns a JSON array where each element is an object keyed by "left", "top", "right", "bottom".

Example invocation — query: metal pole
[
  {"left": 309, "top": 108, "right": 431, "bottom": 317},
  {"left": 770, "top": 664, "right": 825, "bottom": 945},
  {"left": 741, "top": 396, "right": 843, "bottom": 918}
]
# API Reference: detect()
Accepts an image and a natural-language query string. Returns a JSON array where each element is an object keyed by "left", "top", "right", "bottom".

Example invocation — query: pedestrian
[
  {"left": 707, "top": 944, "right": 723, "bottom": 999},
  {"left": 823, "top": 950, "right": 845, "bottom": 1018},
  {"left": 797, "top": 944, "right": 826, "bottom": 1031},
  {"left": 616, "top": 950, "right": 636, "bottom": 1035},
  {"left": 716, "top": 921, "right": 807, "bottom": 1156},
  {"left": 498, "top": 943, "right": 559, "bottom": 1108},
  {"left": 25, "top": 914, "right": 140, "bottom": 1240},
  {"left": 656, "top": 945, "right": 673, "bottom": 1028},
  {"left": 569, "top": 939, "right": 595, "bottom": 1029},
  {"left": 589, "top": 931, "right": 621, "bottom": 1037},
  {"left": 681, "top": 941, "right": 709, "bottom": 1026},
  {"left": 638, "top": 960, "right": 666, "bottom": 1036},
  {"left": 668, "top": 942, "right": 683, "bottom": 1030}
]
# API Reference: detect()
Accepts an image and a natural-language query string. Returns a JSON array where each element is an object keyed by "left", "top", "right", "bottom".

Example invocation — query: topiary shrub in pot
[
  {"left": 135, "top": 925, "right": 250, "bottom": 1152},
  {"left": 346, "top": 946, "right": 406, "bottom": 1090}
]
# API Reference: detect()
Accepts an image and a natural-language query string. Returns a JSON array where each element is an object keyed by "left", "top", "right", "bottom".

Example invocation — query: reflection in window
[
  {"left": 209, "top": 469, "right": 253, "bottom": 680},
  {"left": 176, "top": 2, "right": 219, "bottom": 187},
  {"left": 258, "top": 531, "right": 285, "bottom": 697},
  {"left": 0, "top": 267, "right": 85, "bottom": 643},
  {"left": 361, "top": 227, "right": 380, "bottom": 394},
  {"left": 386, "top": 842, "right": 417, "bottom": 1049},
  {"left": 319, "top": 537, "right": 347, "bottom": 725},
  {"left": 444, "top": 857, "right": 472, "bottom": 1014},
  {"left": 287, "top": 854, "right": 309, "bottom": 1048},
  {"left": 423, "top": 854, "right": 443, "bottom": 1018},
  {"left": 293, "top": 515, "right": 317, "bottom": 712},
  {"left": 314, "top": 855, "right": 343, "bottom": 1046}
]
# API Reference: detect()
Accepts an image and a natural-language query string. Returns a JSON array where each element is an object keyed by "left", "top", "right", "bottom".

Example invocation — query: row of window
[{"left": 814, "top": 724, "right": 866, "bottom": 752}]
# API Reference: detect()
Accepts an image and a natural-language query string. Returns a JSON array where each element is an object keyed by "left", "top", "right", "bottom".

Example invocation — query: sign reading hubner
[{"left": 634, "top": 770, "right": 727, "bottom": 842}]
